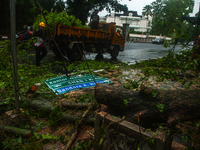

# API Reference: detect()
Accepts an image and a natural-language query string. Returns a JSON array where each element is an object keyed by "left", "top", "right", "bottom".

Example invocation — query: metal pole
[{"left": 10, "top": 0, "right": 20, "bottom": 112}]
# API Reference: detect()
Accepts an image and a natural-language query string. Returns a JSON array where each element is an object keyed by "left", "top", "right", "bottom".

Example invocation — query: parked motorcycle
[{"left": 16, "top": 25, "right": 33, "bottom": 42}]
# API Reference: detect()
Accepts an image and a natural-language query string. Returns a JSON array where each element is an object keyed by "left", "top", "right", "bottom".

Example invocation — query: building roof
[{"left": 106, "top": 11, "right": 142, "bottom": 18}]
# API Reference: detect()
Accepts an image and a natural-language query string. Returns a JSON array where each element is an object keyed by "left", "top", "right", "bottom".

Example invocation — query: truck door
[{"left": 111, "top": 27, "right": 125, "bottom": 51}]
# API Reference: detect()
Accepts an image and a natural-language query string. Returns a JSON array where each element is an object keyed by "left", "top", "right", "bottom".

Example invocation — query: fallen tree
[
  {"left": 0, "top": 124, "right": 32, "bottom": 138},
  {"left": 61, "top": 100, "right": 91, "bottom": 109},
  {"left": 95, "top": 83, "right": 200, "bottom": 128},
  {"left": 27, "top": 99, "right": 95, "bottom": 124}
]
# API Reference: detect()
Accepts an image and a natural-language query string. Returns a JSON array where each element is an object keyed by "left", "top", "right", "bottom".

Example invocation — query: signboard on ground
[{"left": 45, "top": 74, "right": 113, "bottom": 95}]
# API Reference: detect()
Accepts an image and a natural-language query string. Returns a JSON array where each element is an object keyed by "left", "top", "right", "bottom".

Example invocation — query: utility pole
[{"left": 10, "top": 0, "right": 20, "bottom": 112}]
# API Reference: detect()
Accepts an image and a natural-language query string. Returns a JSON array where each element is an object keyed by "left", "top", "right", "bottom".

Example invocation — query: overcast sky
[{"left": 98, "top": 0, "right": 200, "bottom": 17}]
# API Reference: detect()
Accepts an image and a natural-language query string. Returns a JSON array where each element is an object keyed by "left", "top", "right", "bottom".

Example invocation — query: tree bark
[
  {"left": 61, "top": 101, "right": 91, "bottom": 109},
  {"left": 0, "top": 124, "right": 32, "bottom": 138},
  {"left": 27, "top": 99, "right": 94, "bottom": 124},
  {"left": 95, "top": 83, "right": 200, "bottom": 128}
]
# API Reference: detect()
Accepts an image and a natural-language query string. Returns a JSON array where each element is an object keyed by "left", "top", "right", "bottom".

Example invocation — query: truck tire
[
  {"left": 67, "top": 45, "right": 83, "bottom": 61},
  {"left": 111, "top": 46, "right": 119, "bottom": 58}
]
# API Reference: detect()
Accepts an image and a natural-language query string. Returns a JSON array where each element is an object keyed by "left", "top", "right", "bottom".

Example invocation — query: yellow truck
[{"left": 48, "top": 22, "right": 126, "bottom": 61}]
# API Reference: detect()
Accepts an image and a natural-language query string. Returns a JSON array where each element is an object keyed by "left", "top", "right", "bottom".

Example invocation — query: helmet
[
  {"left": 23, "top": 25, "right": 27, "bottom": 29},
  {"left": 39, "top": 22, "right": 45, "bottom": 27},
  {"left": 118, "top": 29, "right": 121, "bottom": 32}
]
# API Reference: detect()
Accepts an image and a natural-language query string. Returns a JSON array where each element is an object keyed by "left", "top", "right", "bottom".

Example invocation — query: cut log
[
  {"left": 27, "top": 99, "right": 94, "bottom": 124},
  {"left": 95, "top": 83, "right": 144, "bottom": 115},
  {"left": 95, "top": 83, "right": 200, "bottom": 128},
  {"left": 61, "top": 101, "right": 91, "bottom": 109},
  {"left": 0, "top": 124, "right": 32, "bottom": 138}
]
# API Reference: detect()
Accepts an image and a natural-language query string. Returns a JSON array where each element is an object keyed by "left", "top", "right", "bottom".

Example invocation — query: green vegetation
[
  {"left": 33, "top": 11, "right": 87, "bottom": 33},
  {"left": 129, "top": 30, "right": 147, "bottom": 35},
  {"left": 1, "top": 27, "right": 200, "bottom": 150},
  {"left": 0, "top": 39, "right": 122, "bottom": 149},
  {"left": 143, "top": 0, "right": 195, "bottom": 41}
]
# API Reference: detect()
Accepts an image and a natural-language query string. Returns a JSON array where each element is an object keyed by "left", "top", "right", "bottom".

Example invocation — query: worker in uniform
[
  {"left": 90, "top": 9, "right": 99, "bottom": 29},
  {"left": 32, "top": 22, "right": 47, "bottom": 67},
  {"left": 116, "top": 29, "right": 124, "bottom": 40}
]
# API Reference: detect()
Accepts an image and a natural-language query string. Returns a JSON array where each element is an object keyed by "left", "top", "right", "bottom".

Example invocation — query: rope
[{"left": 35, "top": 0, "right": 70, "bottom": 78}]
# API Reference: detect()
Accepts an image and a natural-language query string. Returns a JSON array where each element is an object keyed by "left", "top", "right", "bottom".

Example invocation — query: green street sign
[{"left": 45, "top": 74, "right": 113, "bottom": 95}]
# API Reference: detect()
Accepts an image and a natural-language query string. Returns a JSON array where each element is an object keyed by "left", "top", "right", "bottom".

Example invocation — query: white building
[{"left": 100, "top": 11, "right": 152, "bottom": 33}]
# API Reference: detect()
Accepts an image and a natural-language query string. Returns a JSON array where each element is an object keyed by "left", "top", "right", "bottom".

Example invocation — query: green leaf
[
  {"left": 147, "top": 139, "right": 155, "bottom": 148},
  {"left": 181, "top": 135, "right": 188, "bottom": 142},
  {"left": 156, "top": 104, "right": 165, "bottom": 113},
  {"left": 18, "top": 136, "right": 22, "bottom": 144}
]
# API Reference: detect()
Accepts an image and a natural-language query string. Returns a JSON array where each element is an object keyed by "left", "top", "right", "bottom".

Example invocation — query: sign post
[{"left": 10, "top": 0, "right": 20, "bottom": 111}]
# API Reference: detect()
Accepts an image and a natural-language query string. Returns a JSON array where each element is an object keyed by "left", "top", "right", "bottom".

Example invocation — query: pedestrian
[
  {"left": 90, "top": 9, "right": 99, "bottom": 29},
  {"left": 32, "top": 22, "right": 47, "bottom": 67}
]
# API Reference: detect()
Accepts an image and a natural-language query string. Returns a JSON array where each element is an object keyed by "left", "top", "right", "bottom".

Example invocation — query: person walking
[
  {"left": 32, "top": 22, "right": 47, "bottom": 67},
  {"left": 90, "top": 9, "right": 99, "bottom": 29}
]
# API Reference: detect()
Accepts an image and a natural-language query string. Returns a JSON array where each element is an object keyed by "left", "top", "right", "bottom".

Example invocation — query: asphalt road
[
  {"left": 84, "top": 42, "right": 187, "bottom": 64},
  {"left": 11, "top": 42, "right": 190, "bottom": 66}
]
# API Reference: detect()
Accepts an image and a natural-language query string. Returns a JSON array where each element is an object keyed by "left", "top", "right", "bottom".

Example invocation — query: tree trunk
[
  {"left": 61, "top": 101, "right": 91, "bottom": 109},
  {"left": 27, "top": 99, "right": 94, "bottom": 124},
  {"left": 0, "top": 124, "right": 32, "bottom": 138},
  {"left": 95, "top": 83, "right": 200, "bottom": 128}
]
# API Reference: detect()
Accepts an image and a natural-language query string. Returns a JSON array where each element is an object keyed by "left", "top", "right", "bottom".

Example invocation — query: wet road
[{"left": 85, "top": 43, "right": 185, "bottom": 64}]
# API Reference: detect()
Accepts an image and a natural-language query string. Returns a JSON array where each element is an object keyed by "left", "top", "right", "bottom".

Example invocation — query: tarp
[{"left": 44, "top": 74, "right": 113, "bottom": 95}]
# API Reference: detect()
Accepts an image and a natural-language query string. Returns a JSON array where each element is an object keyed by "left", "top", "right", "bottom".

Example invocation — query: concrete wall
[{"left": 127, "top": 34, "right": 172, "bottom": 43}]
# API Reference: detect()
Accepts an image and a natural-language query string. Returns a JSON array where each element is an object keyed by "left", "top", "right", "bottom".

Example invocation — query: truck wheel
[
  {"left": 111, "top": 46, "right": 119, "bottom": 58},
  {"left": 67, "top": 45, "right": 82, "bottom": 61}
]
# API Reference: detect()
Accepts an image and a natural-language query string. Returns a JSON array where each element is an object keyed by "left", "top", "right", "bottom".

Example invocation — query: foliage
[
  {"left": 33, "top": 11, "right": 85, "bottom": 33},
  {"left": 66, "top": 0, "right": 128, "bottom": 25},
  {"left": 0, "top": 0, "right": 38, "bottom": 32},
  {"left": 48, "top": 106, "right": 64, "bottom": 126},
  {"left": 142, "top": 5, "right": 153, "bottom": 20},
  {"left": 1, "top": 26, "right": 200, "bottom": 149},
  {"left": 146, "top": 0, "right": 194, "bottom": 37},
  {"left": 129, "top": 30, "right": 147, "bottom": 35},
  {"left": 35, "top": 0, "right": 65, "bottom": 12},
  {"left": 156, "top": 104, "right": 165, "bottom": 112},
  {"left": 76, "top": 93, "right": 94, "bottom": 103}
]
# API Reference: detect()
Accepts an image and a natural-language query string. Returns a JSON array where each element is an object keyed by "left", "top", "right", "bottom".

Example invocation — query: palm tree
[{"left": 142, "top": 5, "right": 153, "bottom": 39}]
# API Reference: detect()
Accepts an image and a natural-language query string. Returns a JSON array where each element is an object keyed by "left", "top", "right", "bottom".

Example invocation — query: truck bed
[{"left": 52, "top": 24, "right": 112, "bottom": 43}]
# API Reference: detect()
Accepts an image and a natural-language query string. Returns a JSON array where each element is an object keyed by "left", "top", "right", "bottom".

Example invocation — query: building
[{"left": 100, "top": 11, "right": 152, "bottom": 33}]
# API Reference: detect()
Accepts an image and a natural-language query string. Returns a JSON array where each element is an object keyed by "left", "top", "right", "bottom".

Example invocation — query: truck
[{"left": 47, "top": 22, "right": 126, "bottom": 61}]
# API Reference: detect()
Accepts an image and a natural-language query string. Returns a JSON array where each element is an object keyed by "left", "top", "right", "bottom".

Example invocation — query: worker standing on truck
[
  {"left": 90, "top": 9, "right": 99, "bottom": 29},
  {"left": 32, "top": 22, "right": 47, "bottom": 67}
]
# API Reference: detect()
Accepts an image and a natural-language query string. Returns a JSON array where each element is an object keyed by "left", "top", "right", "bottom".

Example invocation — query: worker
[
  {"left": 32, "top": 22, "right": 47, "bottom": 67},
  {"left": 116, "top": 29, "right": 124, "bottom": 40},
  {"left": 90, "top": 9, "right": 99, "bottom": 29}
]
